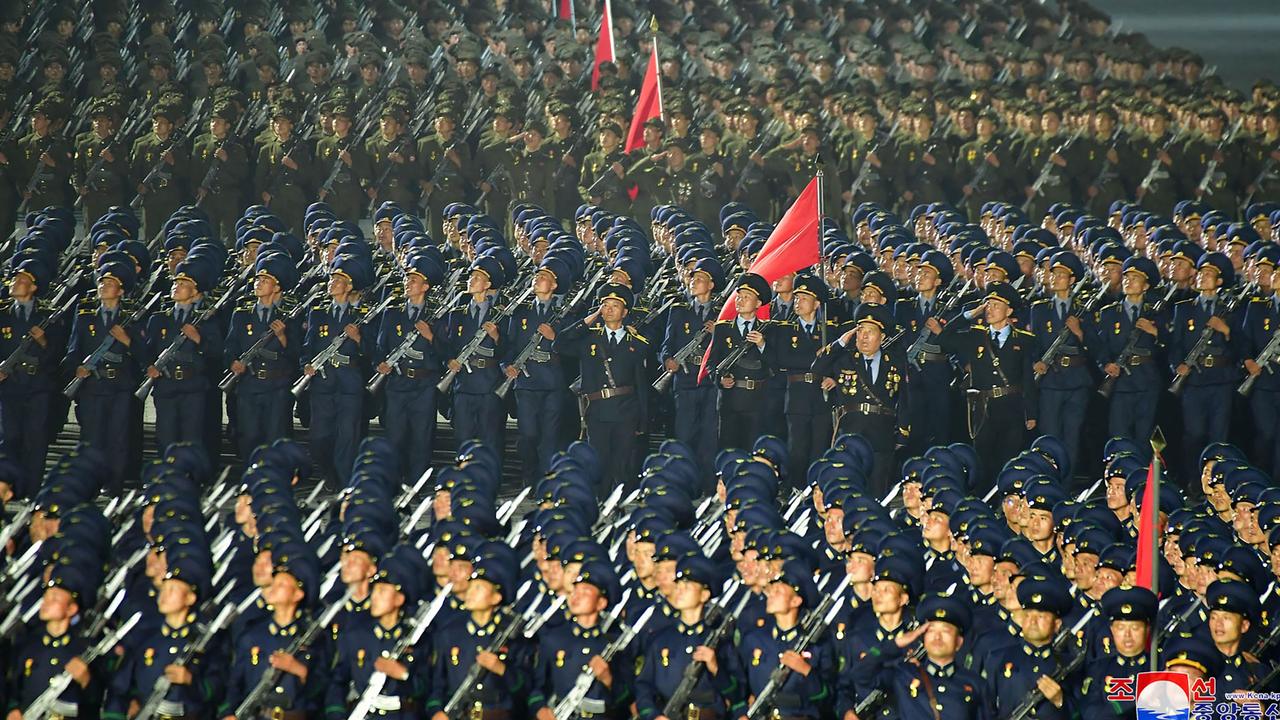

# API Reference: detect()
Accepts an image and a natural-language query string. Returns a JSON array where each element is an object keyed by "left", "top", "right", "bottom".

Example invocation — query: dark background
[{"left": 1095, "top": 0, "right": 1280, "bottom": 90}]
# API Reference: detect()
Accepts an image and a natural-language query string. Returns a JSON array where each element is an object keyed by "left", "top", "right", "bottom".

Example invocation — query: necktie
[
  {"left": 743, "top": 321, "right": 752, "bottom": 336},
  {"left": 610, "top": 331, "right": 619, "bottom": 347},
  {"left": 409, "top": 306, "right": 419, "bottom": 323},
  {"left": 865, "top": 358, "right": 873, "bottom": 379},
  {"left": 923, "top": 301, "right": 933, "bottom": 318},
  {"left": 1128, "top": 305, "right": 1137, "bottom": 323},
  {"left": 992, "top": 330, "right": 1002, "bottom": 348},
  {"left": 472, "top": 305, "right": 482, "bottom": 324},
  {"left": 176, "top": 308, "right": 186, "bottom": 325},
  {"left": 104, "top": 310, "right": 115, "bottom": 327},
  {"left": 17, "top": 304, "right": 26, "bottom": 323},
  {"left": 259, "top": 308, "right": 268, "bottom": 325},
  {"left": 1057, "top": 301, "right": 1067, "bottom": 320}
]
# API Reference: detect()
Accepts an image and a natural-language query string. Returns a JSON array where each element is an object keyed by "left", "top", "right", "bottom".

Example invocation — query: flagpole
[
  {"left": 1148, "top": 429, "right": 1166, "bottom": 672},
  {"left": 651, "top": 19, "right": 663, "bottom": 123}
]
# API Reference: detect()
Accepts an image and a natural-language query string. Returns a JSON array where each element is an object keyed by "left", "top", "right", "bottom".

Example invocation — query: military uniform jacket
[
  {"left": 723, "top": 133, "right": 774, "bottom": 218},
  {"left": 501, "top": 297, "right": 566, "bottom": 392},
  {"left": 104, "top": 620, "right": 228, "bottom": 720},
  {"left": 845, "top": 134, "right": 897, "bottom": 207},
  {"left": 303, "top": 301, "right": 371, "bottom": 395},
  {"left": 812, "top": 340, "right": 909, "bottom": 428},
  {"left": 365, "top": 132, "right": 418, "bottom": 200},
  {"left": 528, "top": 620, "right": 632, "bottom": 718},
  {"left": 376, "top": 302, "right": 443, "bottom": 391},
  {"left": 1167, "top": 295, "right": 1242, "bottom": 387},
  {"left": 4, "top": 628, "right": 99, "bottom": 718},
  {"left": 982, "top": 640, "right": 1081, "bottom": 720},
  {"left": 894, "top": 295, "right": 955, "bottom": 383},
  {"left": 1088, "top": 298, "right": 1166, "bottom": 393},
  {"left": 16, "top": 131, "right": 73, "bottom": 207},
  {"left": 0, "top": 298, "right": 65, "bottom": 397},
  {"left": 737, "top": 624, "right": 835, "bottom": 719},
  {"left": 579, "top": 147, "right": 630, "bottom": 214},
  {"left": 660, "top": 299, "right": 717, "bottom": 392},
  {"left": 877, "top": 658, "right": 984, "bottom": 720},
  {"left": 707, "top": 319, "right": 771, "bottom": 384},
  {"left": 74, "top": 131, "right": 131, "bottom": 199},
  {"left": 1081, "top": 646, "right": 1147, "bottom": 717},
  {"left": 940, "top": 320, "right": 1038, "bottom": 421},
  {"left": 894, "top": 134, "right": 953, "bottom": 204},
  {"left": 63, "top": 302, "right": 146, "bottom": 395},
  {"left": 768, "top": 316, "right": 839, "bottom": 415},
  {"left": 323, "top": 618, "right": 425, "bottom": 720},
  {"left": 1241, "top": 295, "right": 1280, "bottom": 393},
  {"left": 554, "top": 319, "right": 650, "bottom": 423},
  {"left": 1185, "top": 132, "right": 1247, "bottom": 211},
  {"left": 633, "top": 618, "right": 745, "bottom": 720},
  {"left": 957, "top": 136, "right": 1015, "bottom": 200},
  {"left": 141, "top": 301, "right": 224, "bottom": 396},
  {"left": 1028, "top": 296, "right": 1093, "bottom": 390},
  {"left": 255, "top": 134, "right": 315, "bottom": 198},
  {"left": 422, "top": 612, "right": 534, "bottom": 714},
  {"left": 315, "top": 133, "right": 372, "bottom": 193},
  {"left": 223, "top": 614, "right": 329, "bottom": 716},
  {"left": 418, "top": 133, "right": 476, "bottom": 201},
  {"left": 130, "top": 131, "right": 191, "bottom": 198},
  {"left": 223, "top": 301, "right": 303, "bottom": 393},
  {"left": 191, "top": 134, "right": 250, "bottom": 195},
  {"left": 439, "top": 301, "right": 503, "bottom": 394}
]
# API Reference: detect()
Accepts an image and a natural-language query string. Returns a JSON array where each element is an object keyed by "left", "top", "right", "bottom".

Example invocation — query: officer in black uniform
[
  {"left": 707, "top": 273, "right": 772, "bottom": 452},
  {"left": 659, "top": 257, "right": 724, "bottom": 481},
  {"left": 555, "top": 283, "right": 650, "bottom": 492}
]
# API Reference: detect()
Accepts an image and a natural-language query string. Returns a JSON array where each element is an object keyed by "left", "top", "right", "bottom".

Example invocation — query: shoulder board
[
  {"left": 236, "top": 299, "right": 256, "bottom": 311},
  {"left": 1098, "top": 301, "right": 1122, "bottom": 312},
  {"left": 312, "top": 302, "right": 327, "bottom": 311},
  {"left": 973, "top": 323, "right": 989, "bottom": 331},
  {"left": 36, "top": 299, "right": 53, "bottom": 311},
  {"left": 715, "top": 319, "right": 733, "bottom": 325},
  {"left": 78, "top": 296, "right": 97, "bottom": 308},
  {"left": 1174, "top": 298, "right": 1195, "bottom": 306},
  {"left": 1030, "top": 298, "right": 1050, "bottom": 306},
  {"left": 1252, "top": 296, "right": 1269, "bottom": 303},
  {"left": 78, "top": 307, "right": 96, "bottom": 315},
  {"left": 589, "top": 325, "right": 606, "bottom": 334},
  {"left": 627, "top": 328, "right": 649, "bottom": 343},
  {"left": 0, "top": 298, "right": 11, "bottom": 310},
  {"left": 1014, "top": 328, "right": 1035, "bottom": 337}
]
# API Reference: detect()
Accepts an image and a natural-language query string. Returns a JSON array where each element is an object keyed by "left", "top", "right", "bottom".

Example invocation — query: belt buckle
[
  {"left": 1203, "top": 356, "right": 1215, "bottom": 368},
  {"left": 1059, "top": 356, "right": 1071, "bottom": 367},
  {"left": 1129, "top": 356, "right": 1142, "bottom": 366},
  {"left": 405, "top": 368, "right": 417, "bottom": 379},
  {"left": 271, "top": 709, "right": 284, "bottom": 720},
  {"left": 173, "top": 368, "right": 185, "bottom": 380},
  {"left": 104, "top": 368, "right": 117, "bottom": 379},
  {"left": 256, "top": 369, "right": 268, "bottom": 380}
]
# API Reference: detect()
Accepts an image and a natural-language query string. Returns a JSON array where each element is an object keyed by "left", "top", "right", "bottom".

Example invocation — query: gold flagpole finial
[
  {"left": 650, "top": 15, "right": 658, "bottom": 34},
  {"left": 1150, "top": 426, "right": 1167, "bottom": 454}
]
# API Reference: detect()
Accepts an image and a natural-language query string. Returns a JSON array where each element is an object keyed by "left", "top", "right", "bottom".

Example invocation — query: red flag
[
  {"left": 558, "top": 0, "right": 575, "bottom": 22},
  {"left": 624, "top": 41, "right": 662, "bottom": 154},
  {"left": 696, "top": 177, "right": 823, "bottom": 383},
  {"left": 1135, "top": 453, "right": 1163, "bottom": 593},
  {"left": 590, "top": 0, "right": 614, "bottom": 91}
]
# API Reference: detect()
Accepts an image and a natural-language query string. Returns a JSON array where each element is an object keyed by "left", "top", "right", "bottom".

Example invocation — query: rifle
[
  {"left": 1098, "top": 283, "right": 1177, "bottom": 398},
  {"left": 437, "top": 284, "right": 536, "bottom": 393},
  {"left": 133, "top": 590, "right": 259, "bottom": 720},
  {"left": 218, "top": 286, "right": 325, "bottom": 393},
  {"left": 135, "top": 278, "right": 246, "bottom": 400},
  {"left": 291, "top": 292, "right": 397, "bottom": 398},
  {"left": 368, "top": 290, "right": 464, "bottom": 395},
  {"left": 1168, "top": 288, "right": 1247, "bottom": 396},
  {"left": 421, "top": 138, "right": 462, "bottom": 207},
  {"left": 1136, "top": 128, "right": 1187, "bottom": 197},
  {"left": 63, "top": 293, "right": 162, "bottom": 399},
  {"left": 1021, "top": 128, "right": 1084, "bottom": 212},
  {"left": 1242, "top": 144, "right": 1280, "bottom": 209},
  {"left": 660, "top": 589, "right": 750, "bottom": 718},
  {"left": 318, "top": 134, "right": 363, "bottom": 199},
  {"left": 232, "top": 591, "right": 352, "bottom": 720},
  {"left": 347, "top": 585, "right": 453, "bottom": 720},
  {"left": 905, "top": 278, "right": 969, "bottom": 369},
  {"left": 442, "top": 592, "right": 559, "bottom": 719},
  {"left": 553, "top": 605, "right": 656, "bottom": 719},
  {"left": 1195, "top": 118, "right": 1244, "bottom": 197},
  {"left": 73, "top": 132, "right": 129, "bottom": 210},
  {"left": 495, "top": 272, "right": 600, "bottom": 398},
  {"left": 1033, "top": 277, "right": 1091, "bottom": 380},
  {"left": 22, "top": 612, "right": 142, "bottom": 720},
  {"left": 1007, "top": 609, "right": 1096, "bottom": 720},
  {"left": 852, "top": 644, "right": 926, "bottom": 718},
  {"left": 193, "top": 137, "right": 232, "bottom": 206},
  {"left": 713, "top": 319, "right": 770, "bottom": 378},
  {"left": 367, "top": 133, "right": 417, "bottom": 215},
  {"left": 846, "top": 120, "right": 901, "bottom": 209},
  {"left": 0, "top": 504, "right": 33, "bottom": 559},
  {"left": 745, "top": 575, "right": 851, "bottom": 720},
  {"left": 1087, "top": 127, "right": 1125, "bottom": 191},
  {"left": 1240, "top": 324, "right": 1280, "bottom": 396},
  {"left": 0, "top": 291, "right": 79, "bottom": 380}
]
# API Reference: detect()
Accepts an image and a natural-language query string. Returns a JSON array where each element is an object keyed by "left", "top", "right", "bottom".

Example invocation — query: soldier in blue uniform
[
  {"left": 738, "top": 562, "right": 835, "bottom": 720},
  {"left": 5, "top": 558, "right": 99, "bottom": 719},
  {"left": 768, "top": 274, "right": 839, "bottom": 488},
  {"left": 1028, "top": 251, "right": 1092, "bottom": 471},
  {"left": 836, "top": 555, "right": 920, "bottom": 717},
  {"left": 1080, "top": 586, "right": 1157, "bottom": 717},
  {"left": 660, "top": 258, "right": 724, "bottom": 482},
  {"left": 634, "top": 555, "right": 745, "bottom": 720},
  {"left": 375, "top": 253, "right": 446, "bottom": 485},
  {"left": 874, "top": 592, "right": 986, "bottom": 720},
  {"left": 105, "top": 554, "right": 224, "bottom": 720},
  {"left": 1091, "top": 257, "right": 1165, "bottom": 444},
  {"left": 142, "top": 254, "right": 223, "bottom": 454},
  {"left": 224, "top": 252, "right": 302, "bottom": 461},
  {"left": 0, "top": 257, "right": 66, "bottom": 494},
  {"left": 223, "top": 544, "right": 326, "bottom": 720},
  {"left": 440, "top": 255, "right": 507, "bottom": 455},
  {"left": 64, "top": 251, "right": 147, "bottom": 493},
  {"left": 1205, "top": 579, "right": 1266, "bottom": 695},
  {"left": 555, "top": 283, "right": 650, "bottom": 492},
  {"left": 502, "top": 256, "right": 574, "bottom": 485},
  {"left": 707, "top": 273, "right": 772, "bottom": 452},
  {"left": 302, "top": 255, "right": 374, "bottom": 486},
  {"left": 423, "top": 546, "right": 533, "bottom": 720},
  {"left": 528, "top": 560, "right": 631, "bottom": 720},
  {"left": 895, "top": 250, "right": 956, "bottom": 455},
  {"left": 324, "top": 546, "right": 430, "bottom": 720},
  {"left": 982, "top": 575, "right": 1079, "bottom": 720},
  {"left": 1167, "top": 252, "right": 1242, "bottom": 479},
  {"left": 1239, "top": 260, "right": 1280, "bottom": 474}
]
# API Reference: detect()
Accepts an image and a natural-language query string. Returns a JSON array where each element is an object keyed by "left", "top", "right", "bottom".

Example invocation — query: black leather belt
[
  {"left": 839, "top": 402, "right": 895, "bottom": 417},
  {"left": 1200, "top": 354, "right": 1227, "bottom": 368},
  {"left": 726, "top": 377, "right": 766, "bottom": 390},
  {"left": 1054, "top": 355, "right": 1086, "bottom": 368},
  {"left": 787, "top": 372, "right": 817, "bottom": 383},
  {"left": 916, "top": 351, "right": 946, "bottom": 363},
  {"left": 983, "top": 385, "right": 1021, "bottom": 399},
  {"left": 585, "top": 386, "right": 633, "bottom": 401}
]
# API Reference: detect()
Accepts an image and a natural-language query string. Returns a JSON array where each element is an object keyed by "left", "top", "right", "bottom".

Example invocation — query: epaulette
[
  {"left": 77, "top": 296, "right": 97, "bottom": 309},
  {"left": 0, "top": 298, "right": 11, "bottom": 311},
  {"left": 1014, "top": 328, "right": 1034, "bottom": 337},
  {"left": 1030, "top": 298, "right": 1050, "bottom": 306},
  {"left": 1252, "top": 296, "right": 1270, "bottom": 303},
  {"left": 236, "top": 298, "right": 256, "bottom": 311},
  {"left": 973, "top": 323, "right": 988, "bottom": 331},
  {"left": 1174, "top": 297, "right": 1196, "bottom": 306},
  {"left": 627, "top": 327, "right": 648, "bottom": 344},
  {"left": 715, "top": 318, "right": 733, "bottom": 325},
  {"left": 589, "top": 325, "right": 606, "bottom": 334},
  {"left": 312, "top": 301, "right": 327, "bottom": 311}
]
